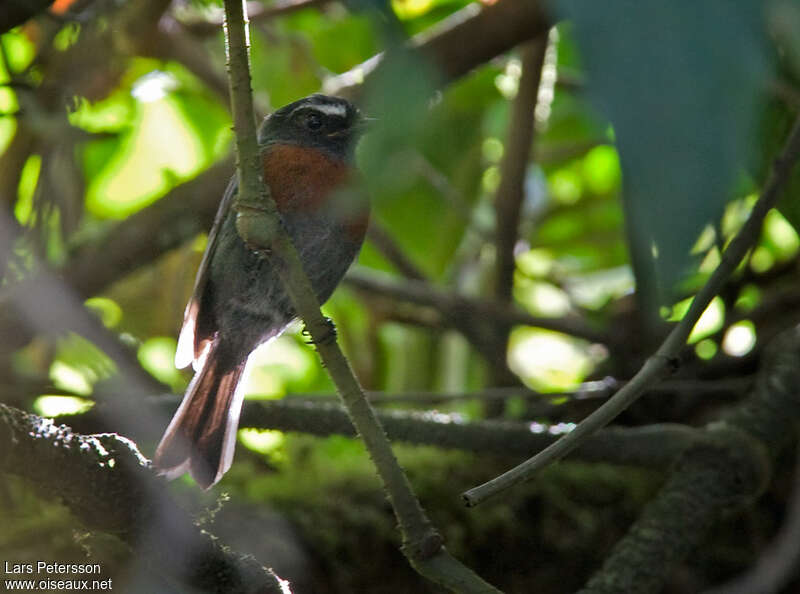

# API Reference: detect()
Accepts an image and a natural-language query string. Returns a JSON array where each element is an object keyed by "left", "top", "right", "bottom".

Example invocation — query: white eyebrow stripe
[{"left": 309, "top": 103, "right": 348, "bottom": 118}]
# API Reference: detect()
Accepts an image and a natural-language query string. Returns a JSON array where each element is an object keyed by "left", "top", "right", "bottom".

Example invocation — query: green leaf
[{"left": 556, "top": 1, "right": 771, "bottom": 314}]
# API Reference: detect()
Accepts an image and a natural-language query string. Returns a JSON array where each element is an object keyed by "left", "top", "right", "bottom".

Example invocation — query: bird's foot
[{"left": 303, "top": 317, "right": 337, "bottom": 346}]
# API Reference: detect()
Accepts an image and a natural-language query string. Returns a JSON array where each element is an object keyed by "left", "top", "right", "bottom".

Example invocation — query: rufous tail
[{"left": 153, "top": 342, "right": 246, "bottom": 489}]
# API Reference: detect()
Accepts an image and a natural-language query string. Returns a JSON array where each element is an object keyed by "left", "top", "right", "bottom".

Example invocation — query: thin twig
[
  {"left": 221, "top": 1, "right": 501, "bottom": 591},
  {"left": 366, "top": 221, "right": 429, "bottom": 281},
  {"left": 462, "top": 113, "right": 800, "bottom": 507}
]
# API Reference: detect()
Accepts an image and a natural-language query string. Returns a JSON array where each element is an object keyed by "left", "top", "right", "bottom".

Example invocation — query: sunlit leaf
[
  {"left": 15, "top": 154, "right": 41, "bottom": 225},
  {"left": 69, "top": 92, "right": 135, "bottom": 133},
  {"left": 85, "top": 96, "right": 206, "bottom": 219},
  {"left": 49, "top": 333, "right": 115, "bottom": 396},
  {"left": 85, "top": 297, "right": 123, "bottom": 328},
  {"left": 238, "top": 429, "right": 285, "bottom": 459},
  {"left": 508, "top": 328, "right": 595, "bottom": 391},
  {"left": 1, "top": 29, "right": 36, "bottom": 73},
  {"left": 669, "top": 295, "right": 725, "bottom": 344},
  {"left": 244, "top": 335, "right": 318, "bottom": 397},
  {"left": 582, "top": 145, "right": 621, "bottom": 196},
  {"left": 33, "top": 395, "right": 93, "bottom": 417},
  {"left": 138, "top": 336, "right": 186, "bottom": 392},
  {"left": 0, "top": 117, "right": 16, "bottom": 154}
]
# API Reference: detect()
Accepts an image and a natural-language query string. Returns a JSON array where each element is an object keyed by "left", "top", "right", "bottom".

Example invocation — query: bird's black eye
[{"left": 303, "top": 111, "right": 323, "bottom": 131}]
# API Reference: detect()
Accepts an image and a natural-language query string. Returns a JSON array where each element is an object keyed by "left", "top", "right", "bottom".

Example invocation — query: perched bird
[{"left": 153, "top": 94, "right": 369, "bottom": 488}]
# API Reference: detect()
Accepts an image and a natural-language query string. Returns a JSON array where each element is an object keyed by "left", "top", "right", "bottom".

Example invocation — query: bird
[{"left": 153, "top": 94, "right": 369, "bottom": 488}]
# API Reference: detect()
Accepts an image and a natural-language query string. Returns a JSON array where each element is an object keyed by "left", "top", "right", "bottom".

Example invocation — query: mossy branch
[
  {"left": 0, "top": 403, "right": 288, "bottom": 594},
  {"left": 62, "top": 397, "right": 702, "bottom": 470},
  {"left": 579, "top": 326, "right": 800, "bottom": 593}
]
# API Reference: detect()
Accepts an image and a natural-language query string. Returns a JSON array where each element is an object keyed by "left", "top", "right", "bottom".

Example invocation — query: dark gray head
[{"left": 258, "top": 94, "right": 363, "bottom": 160}]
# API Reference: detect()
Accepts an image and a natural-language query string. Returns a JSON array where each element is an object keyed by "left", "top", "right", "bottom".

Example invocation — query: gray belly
[{"left": 207, "top": 208, "right": 363, "bottom": 353}]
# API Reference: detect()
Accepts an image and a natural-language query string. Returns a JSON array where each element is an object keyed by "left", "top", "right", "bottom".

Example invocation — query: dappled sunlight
[
  {"left": 565, "top": 266, "right": 634, "bottom": 309},
  {"left": 138, "top": 336, "right": 186, "bottom": 392},
  {"left": 2, "top": 1, "right": 798, "bottom": 592},
  {"left": 238, "top": 429, "right": 286, "bottom": 457},
  {"left": 508, "top": 328, "right": 596, "bottom": 391},
  {"left": 243, "top": 336, "right": 317, "bottom": 398},
  {"left": 84, "top": 297, "right": 123, "bottom": 328},
  {"left": 391, "top": 0, "right": 435, "bottom": 20},
  {"left": 514, "top": 279, "right": 571, "bottom": 317},
  {"left": 527, "top": 421, "right": 575, "bottom": 435},
  {"left": 33, "top": 395, "right": 94, "bottom": 417},
  {"left": 722, "top": 321, "right": 757, "bottom": 357},
  {"left": 581, "top": 145, "right": 620, "bottom": 195},
  {"left": 49, "top": 361, "right": 93, "bottom": 396},
  {"left": 86, "top": 97, "right": 205, "bottom": 218},
  {"left": 47, "top": 334, "right": 116, "bottom": 396},
  {"left": 13, "top": 154, "right": 40, "bottom": 225},
  {"left": 694, "top": 338, "right": 718, "bottom": 360},
  {"left": 131, "top": 70, "right": 178, "bottom": 103},
  {"left": 764, "top": 209, "right": 800, "bottom": 259},
  {"left": 669, "top": 295, "right": 725, "bottom": 344}
]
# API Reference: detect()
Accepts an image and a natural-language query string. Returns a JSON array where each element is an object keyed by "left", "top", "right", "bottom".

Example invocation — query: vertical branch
[
  {"left": 221, "top": 1, "right": 501, "bottom": 591},
  {"left": 486, "top": 37, "right": 548, "bottom": 411},
  {"left": 493, "top": 38, "right": 547, "bottom": 304},
  {"left": 222, "top": 0, "right": 280, "bottom": 246}
]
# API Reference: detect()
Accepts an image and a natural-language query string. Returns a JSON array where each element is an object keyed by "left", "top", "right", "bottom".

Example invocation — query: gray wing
[{"left": 175, "top": 175, "right": 238, "bottom": 370}]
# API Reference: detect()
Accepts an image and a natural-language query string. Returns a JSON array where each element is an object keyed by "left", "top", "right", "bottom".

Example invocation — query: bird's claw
[{"left": 303, "top": 317, "right": 337, "bottom": 346}]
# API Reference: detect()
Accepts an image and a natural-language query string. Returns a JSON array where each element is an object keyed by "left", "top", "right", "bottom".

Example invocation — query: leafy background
[{"left": 2, "top": 0, "right": 800, "bottom": 592}]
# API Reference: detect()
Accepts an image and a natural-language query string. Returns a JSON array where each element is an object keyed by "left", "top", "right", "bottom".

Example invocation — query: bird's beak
[
  {"left": 354, "top": 116, "right": 377, "bottom": 136},
  {"left": 327, "top": 116, "right": 375, "bottom": 139}
]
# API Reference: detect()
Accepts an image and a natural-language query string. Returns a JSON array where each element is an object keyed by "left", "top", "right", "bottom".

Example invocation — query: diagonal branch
[
  {"left": 463, "top": 113, "right": 800, "bottom": 507},
  {"left": 578, "top": 325, "right": 800, "bottom": 593},
  {"left": 221, "top": 1, "right": 500, "bottom": 591},
  {"left": 325, "top": 0, "right": 551, "bottom": 98}
]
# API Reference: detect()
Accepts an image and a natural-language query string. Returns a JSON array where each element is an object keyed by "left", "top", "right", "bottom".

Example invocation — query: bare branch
[{"left": 366, "top": 221, "right": 429, "bottom": 281}]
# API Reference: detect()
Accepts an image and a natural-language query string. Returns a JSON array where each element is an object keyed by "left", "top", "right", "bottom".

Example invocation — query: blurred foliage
[{"left": 1, "top": 0, "right": 800, "bottom": 592}]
